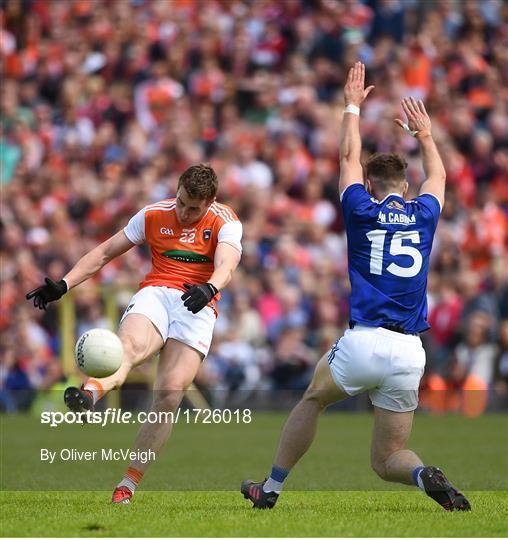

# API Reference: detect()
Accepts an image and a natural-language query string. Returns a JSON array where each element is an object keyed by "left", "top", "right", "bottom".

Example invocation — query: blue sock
[
  {"left": 271, "top": 465, "right": 289, "bottom": 482},
  {"left": 263, "top": 465, "right": 289, "bottom": 493},
  {"left": 412, "top": 466, "right": 425, "bottom": 489}
]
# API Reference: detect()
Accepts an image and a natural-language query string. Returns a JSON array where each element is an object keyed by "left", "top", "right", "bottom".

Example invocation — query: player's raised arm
[
  {"left": 26, "top": 230, "right": 135, "bottom": 310},
  {"left": 395, "top": 97, "right": 446, "bottom": 208},
  {"left": 339, "top": 62, "right": 375, "bottom": 196}
]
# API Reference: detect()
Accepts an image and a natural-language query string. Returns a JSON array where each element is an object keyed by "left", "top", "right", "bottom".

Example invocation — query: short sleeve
[
  {"left": 414, "top": 193, "right": 441, "bottom": 229},
  {"left": 123, "top": 208, "right": 146, "bottom": 245},
  {"left": 340, "top": 183, "right": 374, "bottom": 224},
  {"left": 218, "top": 220, "right": 242, "bottom": 253}
]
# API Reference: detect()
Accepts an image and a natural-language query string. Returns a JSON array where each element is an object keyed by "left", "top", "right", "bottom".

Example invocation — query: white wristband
[{"left": 344, "top": 104, "right": 360, "bottom": 116}]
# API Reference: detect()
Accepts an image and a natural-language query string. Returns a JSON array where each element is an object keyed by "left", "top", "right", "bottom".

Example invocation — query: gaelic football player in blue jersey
[{"left": 242, "top": 63, "right": 470, "bottom": 512}]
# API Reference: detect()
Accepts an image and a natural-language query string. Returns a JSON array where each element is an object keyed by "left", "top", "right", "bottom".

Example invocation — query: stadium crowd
[{"left": 1, "top": 0, "right": 507, "bottom": 414}]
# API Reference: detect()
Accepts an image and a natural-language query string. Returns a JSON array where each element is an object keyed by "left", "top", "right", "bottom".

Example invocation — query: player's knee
[
  {"left": 153, "top": 378, "right": 186, "bottom": 412},
  {"left": 370, "top": 452, "right": 387, "bottom": 480},
  {"left": 121, "top": 333, "right": 148, "bottom": 363},
  {"left": 302, "top": 386, "right": 329, "bottom": 410},
  {"left": 152, "top": 389, "right": 184, "bottom": 413},
  {"left": 370, "top": 454, "right": 388, "bottom": 480}
]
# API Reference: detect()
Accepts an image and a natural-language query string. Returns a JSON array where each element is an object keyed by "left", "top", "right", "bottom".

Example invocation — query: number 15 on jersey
[{"left": 366, "top": 230, "right": 423, "bottom": 278}]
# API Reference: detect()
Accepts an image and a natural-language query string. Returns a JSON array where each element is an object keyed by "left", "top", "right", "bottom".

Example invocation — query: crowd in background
[{"left": 1, "top": 0, "right": 507, "bottom": 413}]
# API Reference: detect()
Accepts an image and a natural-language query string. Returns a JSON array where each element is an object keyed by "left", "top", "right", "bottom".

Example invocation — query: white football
[{"left": 74, "top": 328, "right": 123, "bottom": 378}]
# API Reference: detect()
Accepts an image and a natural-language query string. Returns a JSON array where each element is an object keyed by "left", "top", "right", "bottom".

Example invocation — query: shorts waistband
[
  {"left": 349, "top": 324, "right": 421, "bottom": 343},
  {"left": 381, "top": 324, "right": 417, "bottom": 336},
  {"left": 350, "top": 321, "right": 417, "bottom": 335}
]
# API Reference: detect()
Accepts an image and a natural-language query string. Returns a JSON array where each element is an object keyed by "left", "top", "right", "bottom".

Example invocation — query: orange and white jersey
[{"left": 123, "top": 198, "right": 242, "bottom": 305}]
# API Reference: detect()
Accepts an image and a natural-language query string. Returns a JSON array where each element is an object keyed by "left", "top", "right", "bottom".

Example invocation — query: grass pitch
[
  {"left": 1, "top": 411, "right": 507, "bottom": 536},
  {"left": 1, "top": 490, "right": 507, "bottom": 537}
]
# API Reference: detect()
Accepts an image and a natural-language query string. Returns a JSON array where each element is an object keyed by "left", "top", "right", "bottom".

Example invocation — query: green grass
[
  {"left": 2, "top": 412, "right": 507, "bottom": 491},
  {"left": 1, "top": 411, "right": 507, "bottom": 536},
  {"left": 1, "top": 490, "right": 507, "bottom": 537}
]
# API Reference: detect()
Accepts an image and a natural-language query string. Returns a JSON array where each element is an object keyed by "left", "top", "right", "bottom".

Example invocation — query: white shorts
[
  {"left": 328, "top": 325, "right": 426, "bottom": 412},
  {"left": 120, "top": 286, "right": 216, "bottom": 357}
]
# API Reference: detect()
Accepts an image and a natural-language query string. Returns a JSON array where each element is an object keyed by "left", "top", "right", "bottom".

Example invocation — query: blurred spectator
[
  {"left": 493, "top": 320, "right": 508, "bottom": 399},
  {"left": 424, "top": 311, "right": 499, "bottom": 417},
  {"left": 270, "top": 327, "right": 317, "bottom": 390},
  {"left": 200, "top": 327, "right": 266, "bottom": 407},
  {"left": 452, "top": 312, "right": 497, "bottom": 389},
  {"left": 427, "top": 278, "right": 463, "bottom": 371}
]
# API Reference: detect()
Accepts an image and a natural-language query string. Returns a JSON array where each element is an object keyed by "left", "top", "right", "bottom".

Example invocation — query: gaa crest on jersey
[
  {"left": 203, "top": 229, "right": 212, "bottom": 241},
  {"left": 386, "top": 200, "right": 405, "bottom": 211}
]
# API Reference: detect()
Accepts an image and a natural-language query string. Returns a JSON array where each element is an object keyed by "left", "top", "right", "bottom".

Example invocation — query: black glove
[
  {"left": 181, "top": 283, "right": 219, "bottom": 314},
  {"left": 26, "top": 278, "right": 68, "bottom": 310}
]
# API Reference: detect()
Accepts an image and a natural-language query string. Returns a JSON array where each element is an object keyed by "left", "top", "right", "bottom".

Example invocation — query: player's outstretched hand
[
  {"left": 344, "top": 61, "right": 375, "bottom": 106},
  {"left": 394, "top": 97, "right": 432, "bottom": 138},
  {"left": 26, "top": 277, "right": 68, "bottom": 310},
  {"left": 181, "top": 282, "right": 219, "bottom": 314}
]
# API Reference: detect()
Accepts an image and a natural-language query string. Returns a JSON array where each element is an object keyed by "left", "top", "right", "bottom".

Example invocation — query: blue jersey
[{"left": 341, "top": 184, "right": 441, "bottom": 334}]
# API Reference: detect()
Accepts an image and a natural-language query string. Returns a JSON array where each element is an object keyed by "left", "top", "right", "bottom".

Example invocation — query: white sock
[
  {"left": 118, "top": 476, "right": 137, "bottom": 492},
  {"left": 117, "top": 466, "right": 143, "bottom": 493},
  {"left": 416, "top": 470, "right": 426, "bottom": 491},
  {"left": 83, "top": 379, "right": 104, "bottom": 405},
  {"left": 263, "top": 477, "right": 284, "bottom": 494}
]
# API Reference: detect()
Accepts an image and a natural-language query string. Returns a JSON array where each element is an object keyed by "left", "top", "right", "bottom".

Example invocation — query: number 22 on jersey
[
  {"left": 180, "top": 229, "right": 196, "bottom": 243},
  {"left": 366, "top": 230, "right": 422, "bottom": 278}
]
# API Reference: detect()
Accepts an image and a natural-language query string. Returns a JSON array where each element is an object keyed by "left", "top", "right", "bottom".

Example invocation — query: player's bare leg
[
  {"left": 371, "top": 406, "right": 470, "bottom": 511},
  {"left": 370, "top": 407, "right": 421, "bottom": 484},
  {"left": 64, "top": 314, "right": 164, "bottom": 412},
  {"left": 242, "top": 354, "right": 349, "bottom": 508},
  {"left": 273, "top": 355, "right": 348, "bottom": 470},
  {"left": 112, "top": 339, "right": 202, "bottom": 503},
  {"left": 128, "top": 339, "right": 202, "bottom": 472}
]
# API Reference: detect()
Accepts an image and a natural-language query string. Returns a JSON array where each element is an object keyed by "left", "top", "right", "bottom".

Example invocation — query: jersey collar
[{"left": 375, "top": 192, "right": 405, "bottom": 204}]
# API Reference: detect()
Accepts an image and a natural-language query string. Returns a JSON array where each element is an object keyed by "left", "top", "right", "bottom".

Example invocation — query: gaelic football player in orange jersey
[{"left": 26, "top": 164, "right": 242, "bottom": 503}]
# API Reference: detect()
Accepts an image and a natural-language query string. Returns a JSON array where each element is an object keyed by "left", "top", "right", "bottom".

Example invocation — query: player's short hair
[
  {"left": 366, "top": 153, "right": 407, "bottom": 191},
  {"left": 178, "top": 164, "right": 218, "bottom": 201}
]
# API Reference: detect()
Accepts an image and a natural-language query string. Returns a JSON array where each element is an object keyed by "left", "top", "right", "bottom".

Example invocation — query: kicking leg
[
  {"left": 113, "top": 339, "right": 202, "bottom": 503},
  {"left": 370, "top": 406, "right": 470, "bottom": 511},
  {"left": 65, "top": 314, "right": 164, "bottom": 411},
  {"left": 242, "top": 354, "right": 349, "bottom": 508}
]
